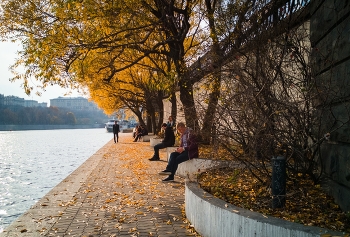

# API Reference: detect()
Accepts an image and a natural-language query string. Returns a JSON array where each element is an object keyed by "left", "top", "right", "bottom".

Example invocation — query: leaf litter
[{"left": 198, "top": 145, "right": 350, "bottom": 234}]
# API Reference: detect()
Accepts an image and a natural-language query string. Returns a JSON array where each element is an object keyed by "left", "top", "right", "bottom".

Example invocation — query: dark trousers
[
  {"left": 114, "top": 133, "right": 119, "bottom": 143},
  {"left": 166, "top": 150, "right": 189, "bottom": 176},
  {"left": 153, "top": 143, "right": 167, "bottom": 157},
  {"left": 134, "top": 134, "right": 142, "bottom": 141}
]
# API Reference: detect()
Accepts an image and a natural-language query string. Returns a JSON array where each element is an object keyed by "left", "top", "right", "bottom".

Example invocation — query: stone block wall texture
[{"left": 310, "top": 0, "right": 350, "bottom": 211}]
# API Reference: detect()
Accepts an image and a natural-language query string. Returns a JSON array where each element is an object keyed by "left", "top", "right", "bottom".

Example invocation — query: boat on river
[
  {"left": 105, "top": 119, "right": 116, "bottom": 132},
  {"left": 105, "top": 119, "right": 129, "bottom": 132}
]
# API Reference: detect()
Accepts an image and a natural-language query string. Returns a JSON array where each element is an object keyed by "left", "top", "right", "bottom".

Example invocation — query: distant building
[
  {"left": 22, "top": 100, "right": 47, "bottom": 107},
  {"left": 0, "top": 94, "right": 4, "bottom": 106},
  {"left": 38, "top": 102, "right": 48, "bottom": 107},
  {"left": 50, "top": 97, "right": 100, "bottom": 111},
  {"left": 24, "top": 100, "right": 38, "bottom": 107},
  {"left": 3, "top": 95, "right": 25, "bottom": 107},
  {"left": 0, "top": 94, "right": 47, "bottom": 107}
]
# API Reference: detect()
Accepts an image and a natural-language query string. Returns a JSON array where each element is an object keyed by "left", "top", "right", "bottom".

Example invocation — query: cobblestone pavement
[{"left": 1, "top": 133, "right": 197, "bottom": 237}]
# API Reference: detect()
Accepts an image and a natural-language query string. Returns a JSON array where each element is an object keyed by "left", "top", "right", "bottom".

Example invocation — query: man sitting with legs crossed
[{"left": 159, "top": 122, "right": 198, "bottom": 182}]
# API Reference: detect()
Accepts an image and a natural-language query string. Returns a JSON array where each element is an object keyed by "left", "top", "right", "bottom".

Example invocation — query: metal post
[{"left": 272, "top": 156, "right": 286, "bottom": 208}]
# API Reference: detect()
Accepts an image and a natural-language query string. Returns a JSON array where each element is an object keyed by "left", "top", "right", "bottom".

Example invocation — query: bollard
[{"left": 271, "top": 156, "right": 286, "bottom": 208}]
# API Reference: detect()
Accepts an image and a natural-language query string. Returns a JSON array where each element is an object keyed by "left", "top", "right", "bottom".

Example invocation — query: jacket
[
  {"left": 113, "top": 124, "right": 120, "bottom": 133},
  {"left": 162, "top": 126, "right": 175, "bottom": 147},
  {"left": 180, "top": 128, "right": 199, "bottom": 159}
]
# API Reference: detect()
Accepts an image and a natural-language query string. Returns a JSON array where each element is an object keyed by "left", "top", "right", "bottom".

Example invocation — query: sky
[{"left": 0, "top": 41, "right": 83, "bottom": 106}]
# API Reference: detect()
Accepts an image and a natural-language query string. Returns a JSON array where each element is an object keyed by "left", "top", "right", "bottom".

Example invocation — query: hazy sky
[{"left": 0, "top": 41, "right": 83, "bottom": 105}]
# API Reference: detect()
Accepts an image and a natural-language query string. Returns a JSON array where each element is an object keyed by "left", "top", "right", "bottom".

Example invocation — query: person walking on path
[
  {"left": 113, "top": 120, "right": 120, "bottom": 143},
  {"left": 149, "top": 123, "right": 175, "bottom": 161},
  {"left": 159, "top": 122, "right": 198, "bottom": 182}
]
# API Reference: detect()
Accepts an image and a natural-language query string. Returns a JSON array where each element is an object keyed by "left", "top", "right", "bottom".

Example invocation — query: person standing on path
[
  {"left": 113, "top": 120, "right": 120, "bottom": 143},
  {"left": 149, "top": 123, "right": 175, "bottom": 161},
  {"left": 159, "top": 122, "right": 198, "bottom": 182}
]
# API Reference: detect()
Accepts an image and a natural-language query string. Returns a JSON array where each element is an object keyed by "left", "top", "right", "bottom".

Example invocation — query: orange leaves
[
  {"left": 58, "top": 197, "right": 78, "bottom": 207},
  {"left": 105, "top": 198, "right": 117, "bottom": 203},
  {"left": 198, "top": 167, "right": 350, "bottom": 233}
]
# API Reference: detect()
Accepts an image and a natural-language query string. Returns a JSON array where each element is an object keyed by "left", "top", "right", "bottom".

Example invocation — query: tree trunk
[
  {"left": 146, "top": 114, "right": 153, "bottom": 133},
  {"left": 150, "top": 112, "right": 157, "bottom": 134},
  {"left": 201, "top": 73, "right": 221, "bottom": 144},
  {"left": 179, "top": 79, "right": 199, "bottom": 132},
  {"left": 145, "top": 97, "right": 155, "bottom": 133},
  {"left": 156, "top": 90, "right": 164, "bottom": 134},
  {"left": 171, "top": 91, "right": 177, "bottom": 123},
  {"left": 200, "top": 0, "right": 223, "bottom": 144}
]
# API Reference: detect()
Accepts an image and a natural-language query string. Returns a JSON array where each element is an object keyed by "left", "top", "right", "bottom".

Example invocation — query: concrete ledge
[
  {"left": 150, "top": 138, "right": 163, "bottom": 147},
  {"left": 122, "top": 128, "right": 133, "bottom": 133},
  {"left": 176, "top": 158, "right": 231, "bottom": 179},
  {"left": 185, "top": 182, "right": 346, "bottom": 237},
  {"left": 141, "top": 134, "right": 155, "bottom": 142}
]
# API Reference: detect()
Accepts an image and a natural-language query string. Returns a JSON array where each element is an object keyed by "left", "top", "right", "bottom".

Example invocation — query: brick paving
[{"left": 1, "top": 133, "right": 196, "bottom": 237}]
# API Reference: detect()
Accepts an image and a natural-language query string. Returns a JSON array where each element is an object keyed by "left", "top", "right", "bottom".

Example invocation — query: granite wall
[{"left": 310, "top": 0, "right": 350, "bottom": 211}]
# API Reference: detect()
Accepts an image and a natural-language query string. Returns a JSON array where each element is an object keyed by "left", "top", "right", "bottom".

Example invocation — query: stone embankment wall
[
  {"left": 310, "top": 0, "right": 350, "bottom": 211},
  {"left": 176, "top": 160, "right": 347, "bottom": 237}
]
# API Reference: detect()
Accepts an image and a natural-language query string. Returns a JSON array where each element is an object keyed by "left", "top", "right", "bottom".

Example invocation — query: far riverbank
[{"left": 0, "top": 124, "right": 105, "bottom": 131}]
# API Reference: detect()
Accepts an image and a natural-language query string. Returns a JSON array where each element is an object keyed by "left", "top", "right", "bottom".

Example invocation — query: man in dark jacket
[
  {"left": 113, "top": 120, "right": 120, "bottom": 143},
  {"left": 149, "top": 123, "right": 175, "bottom": 161},
  {"left": 159, "top": 122, "right": 198, "bottom": 182}
]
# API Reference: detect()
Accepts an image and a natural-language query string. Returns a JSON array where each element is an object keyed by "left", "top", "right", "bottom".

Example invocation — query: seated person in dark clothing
[
  {"left": 133, "top": 125, "right": 141, "bottom": 142},
  {"left": 142, "top": 126, "right": 148, "bottom": 135},
  {"left": 159, "top": 122, "right": 198, "bottom": 182},
  {"left": 149, "top": 123, "right": 175, "bottom": 161},
  {"left": 133, "top": 125, "right": 148, "bottom": 142},
  {"left": 167, "top": 116, "right": 175, "bottom": 128}
]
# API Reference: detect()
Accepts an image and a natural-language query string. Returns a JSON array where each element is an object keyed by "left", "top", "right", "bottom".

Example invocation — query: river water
[{"left": 0, "top": 128, "right": 113, "bottom": 232}]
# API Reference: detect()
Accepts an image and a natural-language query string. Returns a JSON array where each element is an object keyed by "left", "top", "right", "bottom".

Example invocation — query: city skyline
[
  {"left": 1, "top": 93, "right": 88, "bottom": 105},
  {"left": 0, "top": 41, "right": 83, "bottom": 106}
]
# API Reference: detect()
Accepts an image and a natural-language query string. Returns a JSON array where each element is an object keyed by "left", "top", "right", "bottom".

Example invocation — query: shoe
[
  {"left": 159, "top": 170, "right": 171, "bottom": 175},
  {"left": 162, "top": 176, "right": 174, "bottom": 182},
  {"left": 149, "top": 157, "right": 160, "bottom": 161}
]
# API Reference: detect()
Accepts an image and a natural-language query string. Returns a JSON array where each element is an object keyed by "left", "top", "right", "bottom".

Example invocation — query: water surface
[{"left": 0, "top": 128, "right": 112, "bottom": 232}]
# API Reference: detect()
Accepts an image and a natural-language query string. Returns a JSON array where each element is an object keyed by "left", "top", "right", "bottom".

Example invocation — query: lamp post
[{"left": 271, "top": 156, "right": 286, "bottom": 208}]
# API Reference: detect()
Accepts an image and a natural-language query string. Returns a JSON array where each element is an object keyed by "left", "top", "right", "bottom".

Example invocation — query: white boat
[
  {"left": 105, "top": 119, "right": 129, "bottom": 132},
  {"left": 105, "top": 119, "right": 116, "bottom": 132}
]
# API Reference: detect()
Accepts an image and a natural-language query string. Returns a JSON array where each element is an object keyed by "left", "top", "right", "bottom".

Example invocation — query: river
[{"left": 0, "top": 128, "right": 113, "bottom": 232}]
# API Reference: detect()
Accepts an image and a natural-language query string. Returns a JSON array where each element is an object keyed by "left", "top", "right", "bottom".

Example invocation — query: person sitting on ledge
[
  {"left": 133, "top": 125, "right": 148, "bottom": 142},
  {"left": 167, "top": 115, "right": 175, "bottom": 128},
  {"left": 149, "top": 123, "right": 175, "bottom": 161},
  {"left": 159, "top": 122, "right": 198, "bottom": 182}
]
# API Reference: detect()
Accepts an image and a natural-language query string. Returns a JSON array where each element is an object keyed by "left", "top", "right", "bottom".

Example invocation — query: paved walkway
[{"left": 1, "top": 133, "right": 197, "bottom": 237}]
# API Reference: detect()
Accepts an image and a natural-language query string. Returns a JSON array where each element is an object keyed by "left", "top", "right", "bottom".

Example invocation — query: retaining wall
[
  {"left": 176, "top": 159, "right": 347, "bottom": 237},
  {"left": 310, "top": 0, "right": 350, "bottom": 211},
  {"left": 185, "top": 182, "right": 346, "bottom": 237}
]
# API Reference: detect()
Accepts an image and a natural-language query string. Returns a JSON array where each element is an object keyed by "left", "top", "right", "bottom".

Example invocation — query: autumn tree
[
  {"left": 0, "top": 0, "right": 205, "bottom": 129},
  {"left": 0, "top": 0, "right": 267, "bottom": 140},
  {"left": 84, "top": 50, "right": 177, "bottom": 133},
  {"left": 65, "top": 111, "right": 77, "bottom": 124}
]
